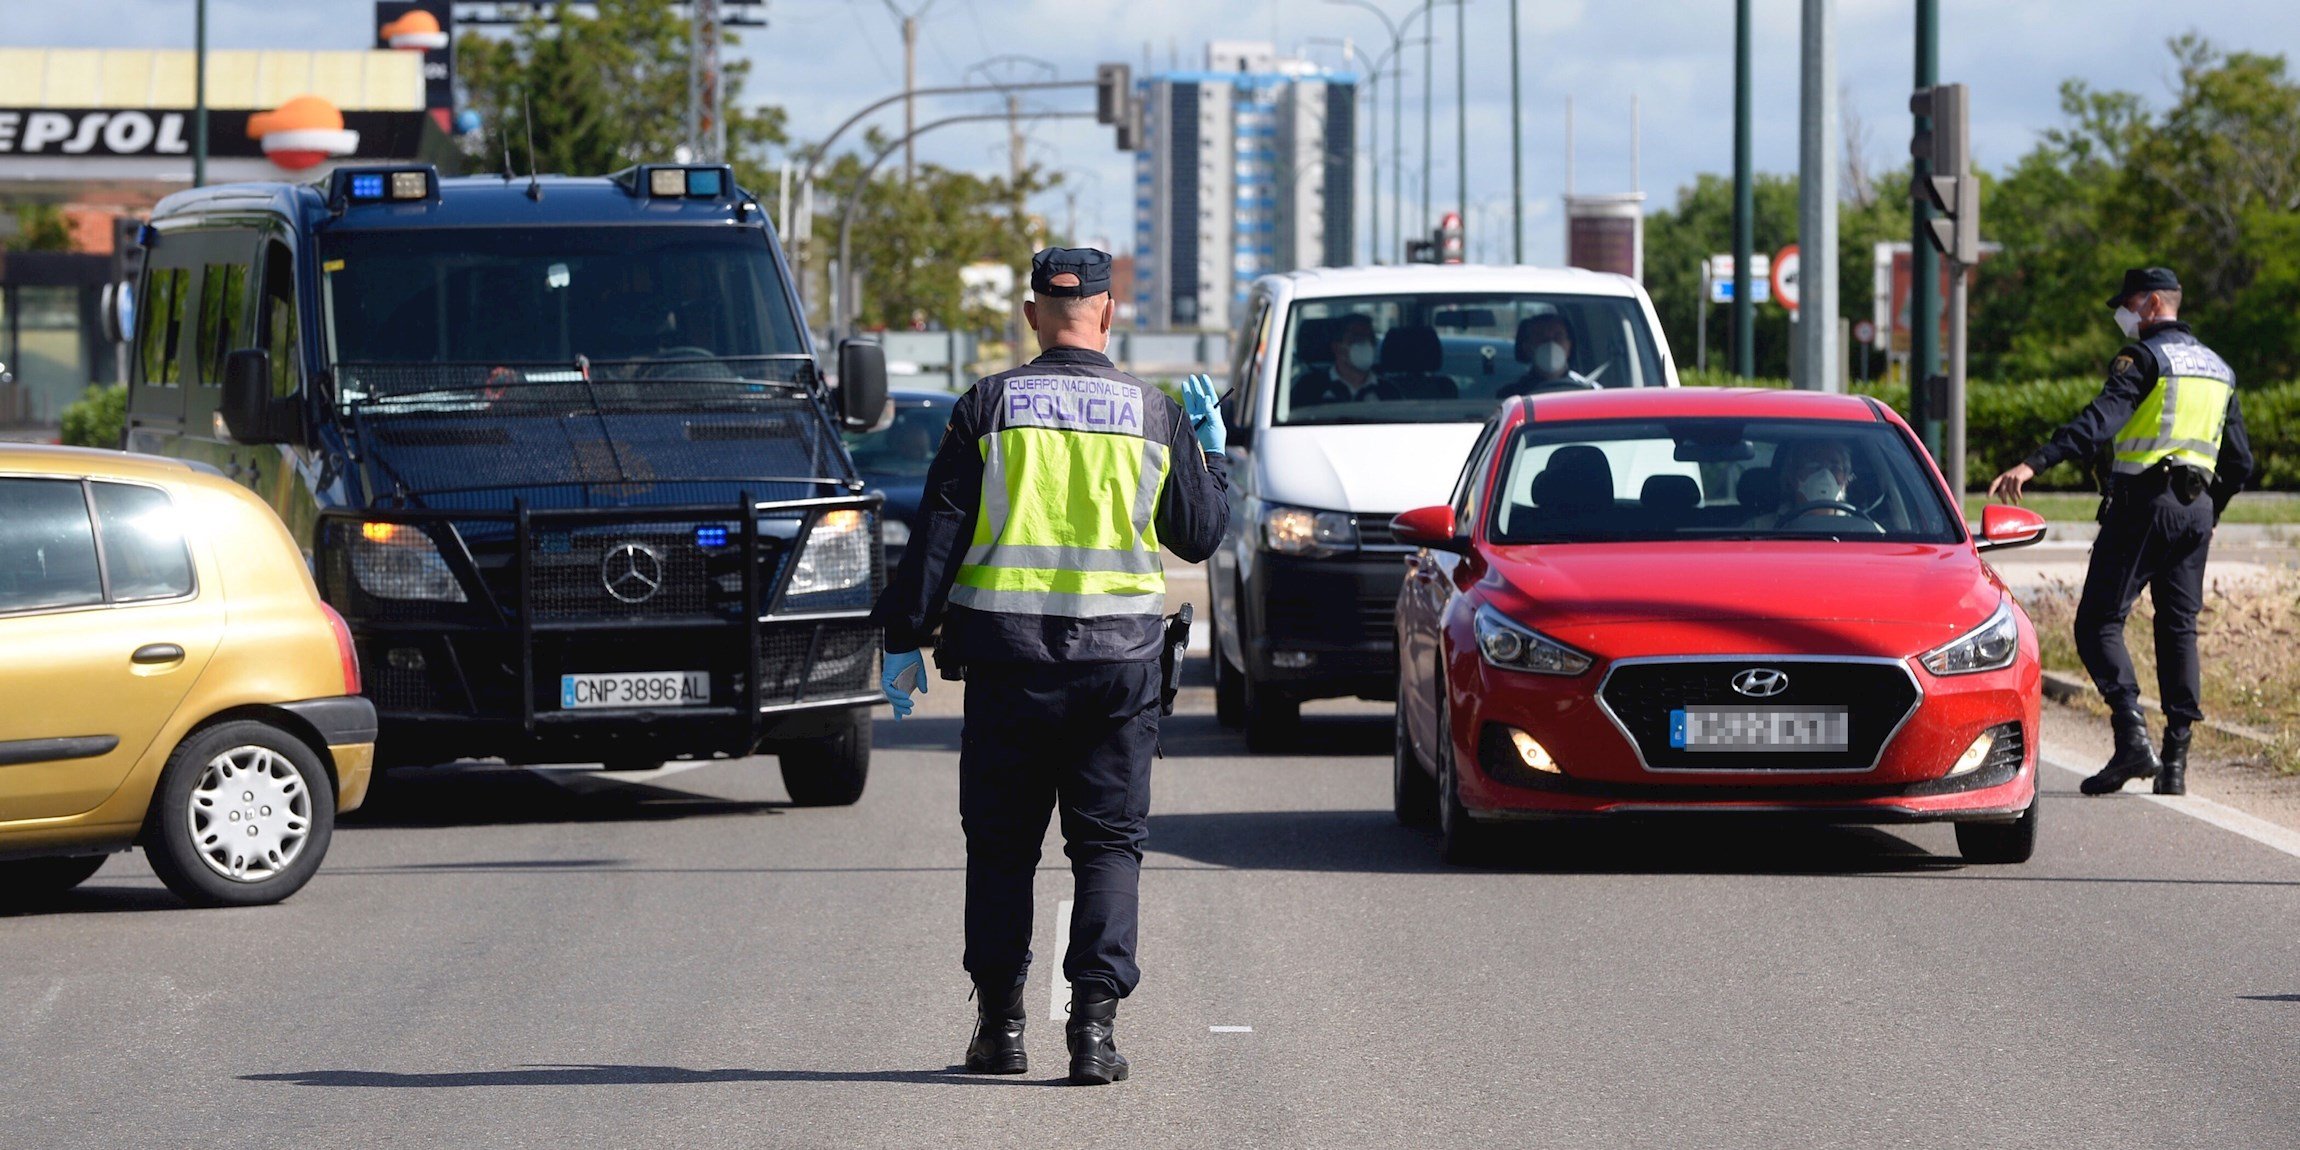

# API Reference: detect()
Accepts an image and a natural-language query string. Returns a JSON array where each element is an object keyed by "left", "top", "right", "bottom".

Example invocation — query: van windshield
[
  {"left": 1272, "top": 292, "right": 1665, "bottom": 426},
  {"left": 317, "top": 226, "right": 808, "bottom": 405}
]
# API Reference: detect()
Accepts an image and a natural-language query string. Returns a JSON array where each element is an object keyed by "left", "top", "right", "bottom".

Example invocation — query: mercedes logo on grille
[
  {"left": 1731, "top": 668, "right": 1790, "bottom": 698},
  {"left": 601, "top": 542, "right": 664, "bottom": 604}
]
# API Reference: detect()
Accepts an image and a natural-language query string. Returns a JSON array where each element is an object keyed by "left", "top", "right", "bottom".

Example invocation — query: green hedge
[
  {"left": 59, "top": 384, "right": 125, "bottom": 450},
  {"left": 1676, "top": 369, "right": 2299, "bottom": 491}
]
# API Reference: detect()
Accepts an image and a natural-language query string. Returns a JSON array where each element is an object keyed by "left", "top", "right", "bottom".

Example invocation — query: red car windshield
[{"left": 1484, "top": 418, "right": 1963, "bottom": 544}]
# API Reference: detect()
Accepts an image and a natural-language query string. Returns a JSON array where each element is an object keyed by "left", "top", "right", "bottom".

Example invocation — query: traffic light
[
  {"left": 1909, "top": 83, "right": 1979, "bottom": 264},
  {"left": 1098, "top": 63, "right": 1140, "bottom": 153},
  {"left": 1437, "top": 211, "right": 1464, "bottom": 264}
]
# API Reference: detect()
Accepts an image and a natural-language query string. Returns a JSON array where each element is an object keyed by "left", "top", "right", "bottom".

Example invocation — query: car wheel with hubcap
[
  {"left": 778, "top": 707, "right": 871, "bottom": 806},
  {"left": 0, "top": 855, "right": 110, "bottom": 909},
  {"left": 1955, "top": 802, "right": 2037, "bottom": 865},
  {"left": 145, "top": 720, "right": 335, "bottom": 907},
  {"left": 1393, "top": 703, "right": 1437, "bottom": 827}
]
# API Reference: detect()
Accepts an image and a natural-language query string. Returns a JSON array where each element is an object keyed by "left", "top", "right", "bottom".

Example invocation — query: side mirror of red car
[
  {"left": 1392, "top": 505, "right": 1471, "bottom": 553},
  {"left": 1977, "top": 503, "right": 2048, "bottom": 551}
]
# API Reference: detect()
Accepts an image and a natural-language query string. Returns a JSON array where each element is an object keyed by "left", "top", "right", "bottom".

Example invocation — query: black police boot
[
  {"left": 963, "top": 978, "right": 1028, "bottom": 1075},
  {"left": 2080, "top": 710, "right": 2160, "bottom": 796},
  {"left": 2155, "top": 725, "right": 2192, "bottom": 796},
  {"left": 1065, "top": 990, "right": 1129, "bottom": 1085}
]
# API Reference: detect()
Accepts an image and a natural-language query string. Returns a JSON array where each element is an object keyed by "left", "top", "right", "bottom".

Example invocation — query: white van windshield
[{"left": 1273, "top": 292, "right": 1664, "bottom": 426}]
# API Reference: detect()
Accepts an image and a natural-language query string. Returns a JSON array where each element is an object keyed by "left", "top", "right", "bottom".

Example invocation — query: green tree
[
  {"left": 4, "top": 203, "right": 74, "bottom": 251},
  {"left": 1643, "top": 172, "right": 1801, "bottom": 377},
  {"left": 456, "top": 0, "right": 786, "bottom": 189}
]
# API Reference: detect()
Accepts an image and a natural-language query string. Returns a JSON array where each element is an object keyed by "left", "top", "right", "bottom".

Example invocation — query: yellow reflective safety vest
[
  {"left": 2113, "top": 335, "right": 2235, "bottom": 477},
  {"left": 948, "top": 369, "right": 1172, "bottom": 621}
]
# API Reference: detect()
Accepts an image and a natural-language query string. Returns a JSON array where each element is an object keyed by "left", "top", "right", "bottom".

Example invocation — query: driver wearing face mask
[
  {"left": 1292, "top": 314, "right": 1398, "bottom": 407},
  {"left": 1498, "top": 314, "right": 1600, "bottom": 398},
  {"left": 1753, "top": 439, "right": 1884, "bottom": 533}
]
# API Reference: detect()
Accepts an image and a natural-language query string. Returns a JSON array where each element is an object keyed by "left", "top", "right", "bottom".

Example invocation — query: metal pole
[
  {"left": 1509, "top": 0, "right": 1522, "bottom": 263},
  {"left": 1731, "top": 0, "right": 1753, "bottom": 378},
  {"left": 902, "top": 16, "right": 917, "bottom": 180},
  {"left": 1795, "top": 0, "right": 1837, "bottom": 391},
  {"left": 1008, "top": 92, "right": 1024, "bottom": 365},
  {"left": 193, "top": 0, "right": 207, "bottom": 187},
  {"left": 1369, "top": 57, "right": 1381, "bottom": 263},
  {"left": 1697, "top": 263, "right": 1709, "bottom": 373},
  {"left": 1421, "top": 0, "right": 1433, "bottom": 236},
  {"left": 1913, "top": 0, "right": 1941, "bottom": 450},
  {"left": 1393, "top": 50, "right": 1404, "bottom": 259},
  {"left": 1946, "top": 258, "right": 1968, "bottom": 500},
  {"left": 1455, "top": 0, "right": 1467, "bottom": 240}
]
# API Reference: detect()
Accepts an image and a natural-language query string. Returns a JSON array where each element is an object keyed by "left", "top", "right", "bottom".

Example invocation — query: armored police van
[{"left": 121, "top": 163, "right": 889, "bottom": 805}]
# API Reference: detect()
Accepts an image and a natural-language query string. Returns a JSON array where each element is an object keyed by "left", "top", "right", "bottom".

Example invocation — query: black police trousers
[
  {"left": 958, "top": 660, "right": 1160, "bottom": 1000},
  {"left": 2075, "top": 475, "right": 2216, "bottom": 726}
]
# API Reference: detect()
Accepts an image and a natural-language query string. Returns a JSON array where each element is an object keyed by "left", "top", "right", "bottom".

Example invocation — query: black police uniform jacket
[
  {"left": 872, "top": 346, "right": 1230, "bottom": 666},
  {"left": 2023, "top": 321, "right": 2254, "bottom": 517}
]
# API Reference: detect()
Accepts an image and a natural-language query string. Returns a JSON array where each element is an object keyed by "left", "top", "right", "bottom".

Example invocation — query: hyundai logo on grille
[
  {"left": 601, "top": 542, "right": 665, "bottom": 603},
  {"left": 1731, "top": 668, "right": 1790, "bottom": 698}
]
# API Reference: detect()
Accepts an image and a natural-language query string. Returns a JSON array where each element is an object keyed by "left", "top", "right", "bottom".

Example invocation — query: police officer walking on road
[
  {"left": 1989, "top": 267, "right": 2252, "bottom": 797},
  {"left": 873, "top": 247, "right": 1229, "bottom": 1084}
]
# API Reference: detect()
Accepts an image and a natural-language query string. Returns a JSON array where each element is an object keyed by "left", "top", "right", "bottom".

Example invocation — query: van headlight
[
  {"left": 1920, "top": 598, "right": 2021, "bottom": 676},
  {"left": 1262, "top": 503, "right": 1357, "bottom": 557},
  {"left": 787, "top": 509, "right": 873, "bottom": 596},
  {"left": 1475, "top": 605, "right": 1593, "bottom": 676},
  {"left": 345, "top": 521, "right": 467, "bottom": 602}
]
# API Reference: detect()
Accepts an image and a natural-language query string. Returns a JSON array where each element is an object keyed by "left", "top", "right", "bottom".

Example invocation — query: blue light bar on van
[
  {"left": 327, "top": 165, "right": 439, "bottom": 211},
  {"left": 634, "top": 164, "right": 734, "bottom": 200},
  {"left": 694, "top": 524, "right": 731, "bottom": 549}
]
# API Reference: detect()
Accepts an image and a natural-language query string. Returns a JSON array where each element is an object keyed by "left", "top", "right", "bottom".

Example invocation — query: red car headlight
[
  {"left": 1920, "top": 597, "right": 2020, "bottom": 675},
  {"left": 1475, "top": 605, "right": 1594, "bottom": 676}
]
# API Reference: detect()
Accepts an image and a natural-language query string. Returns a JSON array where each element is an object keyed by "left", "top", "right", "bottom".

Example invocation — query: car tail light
[{"left": 320, "top": 602, "right": 361, "bottom": 695}]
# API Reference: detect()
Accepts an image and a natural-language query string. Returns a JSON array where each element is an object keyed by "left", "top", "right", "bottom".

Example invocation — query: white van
[{"left": 1208, "top": 265, "right": 1678, "bottom": 748}]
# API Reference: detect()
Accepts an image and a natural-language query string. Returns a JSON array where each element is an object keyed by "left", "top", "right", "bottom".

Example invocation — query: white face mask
[
  {"left": 2114, "top": 306, "right": 2142, "bottom": 339},
  {"left": 1796, "top": 468, "right": 1845, "bottom": 505},
  {"left": 1345, "top": 341, "right": 1376, "bottom": 371},
  {"left": 1531, "top": 341, "right": 1570, "bottom": 375}
]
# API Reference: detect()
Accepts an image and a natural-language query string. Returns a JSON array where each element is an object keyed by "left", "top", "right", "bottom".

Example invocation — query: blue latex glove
[
  {"left": 882, "top": 649, "right": 927, "bottom": 720},
  {"left": 1181, "top": 373, "right": 1226, "bottom": 454}
]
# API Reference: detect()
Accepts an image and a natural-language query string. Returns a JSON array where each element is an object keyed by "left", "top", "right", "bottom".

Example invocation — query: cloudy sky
[{"left": 11, "top": 0, "right": 2298, "bottom": 265}]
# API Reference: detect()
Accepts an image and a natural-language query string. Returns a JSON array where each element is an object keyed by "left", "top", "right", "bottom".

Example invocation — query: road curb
[{"left": 2038, "top": 668, "right": 2281, "bottom": 747}]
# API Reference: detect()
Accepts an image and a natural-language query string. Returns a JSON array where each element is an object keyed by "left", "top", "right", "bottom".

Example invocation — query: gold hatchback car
[{"left": 0, "top": 445, "right": 373, "bottom": 908}]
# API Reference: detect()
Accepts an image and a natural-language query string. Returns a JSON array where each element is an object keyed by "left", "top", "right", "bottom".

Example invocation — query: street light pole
[
  {"left": 1455, "top": 0, "right": 1467, "bottom": 243},
  {"left": 1509, "top": 0, "right": 1522, "bottom": 263},
  {"left": 1732, "top": 0, "right": 1754, "bottom": 378},
  {"left": 193, "top": 0, "right": 207, "bottom": 187}
]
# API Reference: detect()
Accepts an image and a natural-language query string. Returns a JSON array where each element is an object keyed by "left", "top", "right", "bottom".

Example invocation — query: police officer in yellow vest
[
  {"left": 873, "top": 247, "right": 1228, "bottom": 1084},
  {"left": 1989, "top": 267, "right": 2252, "bottom": 797}
]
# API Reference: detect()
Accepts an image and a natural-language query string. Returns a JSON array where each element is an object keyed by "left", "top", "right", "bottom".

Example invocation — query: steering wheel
[
  {"left": 1783, "top": 500, "right": 1882, "bottom": 530},
  {"left": 639, "top": 346, "right": 736, "bottom": 381}
]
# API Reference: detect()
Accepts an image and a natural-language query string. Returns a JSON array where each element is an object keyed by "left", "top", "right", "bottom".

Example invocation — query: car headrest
[
  {"left": 1531, "top": 444, "right": 1615, "bottom": 513},
  {"left": 1641, "top": 474, "right": 1700, "bottom": 514},
  {"left": 1735, "top": 465, "right": 1776, "bottom": 509},
  {"left": 1376, "top": 324, "right": 1442, "bottom": 373},
  {"left": 1295, "top": 317, "right": 1336, "bottom": 365}
]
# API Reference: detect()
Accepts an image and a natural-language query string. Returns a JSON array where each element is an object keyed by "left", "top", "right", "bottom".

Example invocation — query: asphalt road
[{"left": 6, "top": 655, "right": 2300, "bottom": 1147}]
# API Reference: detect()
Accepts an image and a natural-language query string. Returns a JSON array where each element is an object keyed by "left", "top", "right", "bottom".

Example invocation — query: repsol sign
[{"left": 0, "top": 110, "right": 193, "bottom": 155}]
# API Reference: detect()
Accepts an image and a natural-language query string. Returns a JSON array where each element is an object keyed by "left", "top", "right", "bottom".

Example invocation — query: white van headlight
[
  {"left": 1261, "top": 503, "right": 1357, "bottom": 557},
  {"left": 1920, "top": 598, "right": 2021, "bottom": 676}
]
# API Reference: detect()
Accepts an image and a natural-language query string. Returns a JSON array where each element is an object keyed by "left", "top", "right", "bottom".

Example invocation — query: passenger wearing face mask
[
  {"left": 1498, "top": 314, "right": 1600, "bottom": 398},
  {"left": 1291, "top": 314, "right": 1398, "bottom": 407},
  {"left": 1753, "top": 438, "right": 1884, "bottom": 533},
  {"left": 1989, "top": 266, "right": 2252, "bottom": 799}
]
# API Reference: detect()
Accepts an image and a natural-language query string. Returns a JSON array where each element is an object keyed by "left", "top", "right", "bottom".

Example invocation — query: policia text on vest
[
  {"left": 1988, "top": 267, "right": 2253, "bottom": 799},
  {"left": 872, "top": 247, "right": 1230, "bottom": 1085}
]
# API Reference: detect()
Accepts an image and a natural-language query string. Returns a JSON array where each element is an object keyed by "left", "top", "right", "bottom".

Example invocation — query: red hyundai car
[{"left": 1390, "top": 388, "right": 2048, "bottom": 865}]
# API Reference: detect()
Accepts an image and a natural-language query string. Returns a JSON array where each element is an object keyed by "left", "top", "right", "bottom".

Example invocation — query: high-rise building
[{"left": 1132, "top": 42, "right": 1355, "bottom": 332}]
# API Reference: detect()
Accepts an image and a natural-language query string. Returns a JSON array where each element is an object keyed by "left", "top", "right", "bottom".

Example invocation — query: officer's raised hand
[
  {"left": 1988, "top": 462, "right": 2034, "bottom": 505},
  {"left": 882, "top": 649, "right": 927, "bottom": 720},
  {"left": 1182, "top": 374, "right": 1225, "bottom": 454}
]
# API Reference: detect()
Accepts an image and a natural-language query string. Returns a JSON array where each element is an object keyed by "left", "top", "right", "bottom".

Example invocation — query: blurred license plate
[
  {"left": 1670, "top": 707, "right": 1848, "bottom": 751},
  {"left": 560, "top": 671, "right": 710, "bottom": 709}
]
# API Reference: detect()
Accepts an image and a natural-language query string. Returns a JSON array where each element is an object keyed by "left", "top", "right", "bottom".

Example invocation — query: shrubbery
[
  {"left": 1676, "top": 369, "right": 2299, "bottom": 491},
  {"left": 59, "top": 384, "right": 125, "bottom": 449}
]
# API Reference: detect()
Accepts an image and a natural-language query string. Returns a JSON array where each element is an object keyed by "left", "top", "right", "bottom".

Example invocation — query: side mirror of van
[
  {"left": 220, "top": 348, "right": 299, "bottom": 445},
  {"left": 835, "top": 339, "right": 889, "bottom": 432}
]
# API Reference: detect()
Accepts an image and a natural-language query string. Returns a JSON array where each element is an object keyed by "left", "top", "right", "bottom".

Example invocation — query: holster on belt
[{"left": 1159, "top": 604, "right": 1193, "bottom": 717}]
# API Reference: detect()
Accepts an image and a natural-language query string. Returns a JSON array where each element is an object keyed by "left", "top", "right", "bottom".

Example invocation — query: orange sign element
[
  {"left": 246, "top": 95, "right": 360, "bottom": 171},
  {"left": 379, "top": 9, "right": 450, "bottom": 50}
]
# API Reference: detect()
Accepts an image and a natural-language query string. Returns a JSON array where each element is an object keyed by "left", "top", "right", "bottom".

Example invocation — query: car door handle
[{"left": 131, "top": 643, "right": 186, "bottom": 665}]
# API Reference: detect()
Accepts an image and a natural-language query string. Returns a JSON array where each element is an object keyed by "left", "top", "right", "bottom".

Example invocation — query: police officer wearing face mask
[
  {"left": 1989, "top": 267, "right": 2252, "bottom": 797},
  {"left": 873, "top": 247, "right": 1230, "bottom": 1085}
]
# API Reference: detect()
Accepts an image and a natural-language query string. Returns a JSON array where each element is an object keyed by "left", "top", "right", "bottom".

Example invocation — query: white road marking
[
  {"left": 1209, "top": 1025, "right": 1254, "bottom": 1033},
  {"left": 1049, "top": 899, "right": 1074, "bottom": 1023},
  {"left": 2042, "top": 754, "right": 2300, "bottom": 861}
]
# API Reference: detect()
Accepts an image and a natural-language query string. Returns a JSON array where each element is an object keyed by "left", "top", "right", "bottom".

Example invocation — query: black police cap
[
  {"left": 2107, "top": 267, "right": 2181, "bottom": 307},
  {"left": 1031, "top": 247, "right": 1112, "bottom": 298}
]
